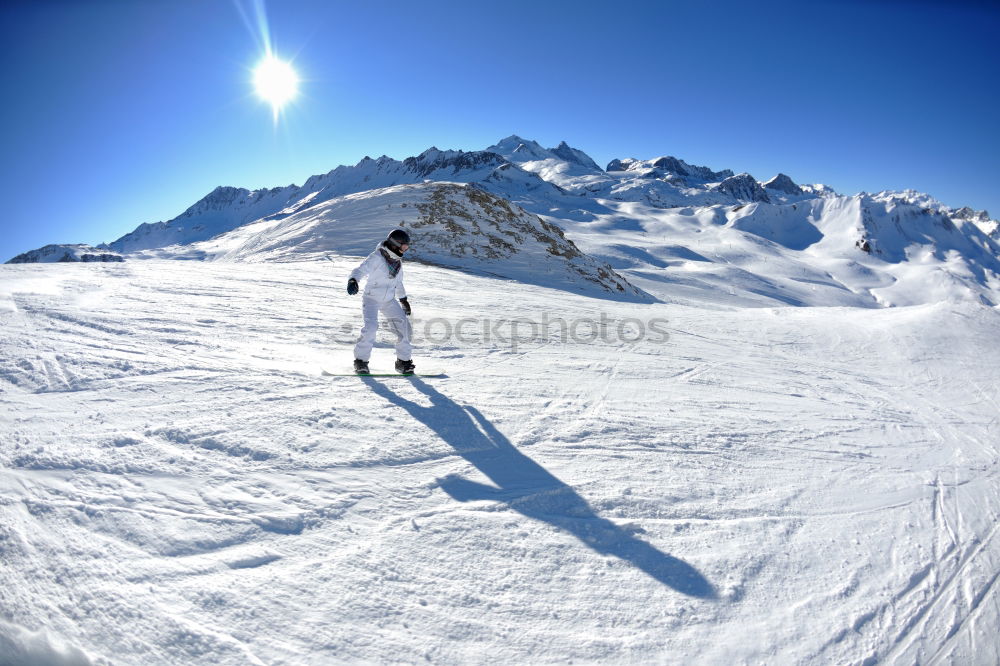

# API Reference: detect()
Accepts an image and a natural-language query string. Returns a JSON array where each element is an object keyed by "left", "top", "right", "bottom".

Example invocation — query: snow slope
[
  {"left": 531, "top": 195, "right": 1000, "bottom": 310},
  {"left": 2, "top": 259, "right": 998, "bottom": 664}
]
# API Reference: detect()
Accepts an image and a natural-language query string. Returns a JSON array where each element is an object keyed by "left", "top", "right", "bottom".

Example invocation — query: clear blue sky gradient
[{"left": 1, "top": 0, "right": 998, "bottom": 261}]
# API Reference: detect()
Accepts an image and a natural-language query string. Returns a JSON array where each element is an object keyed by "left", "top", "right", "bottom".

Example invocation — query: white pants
[{"left": 354, "top": 296, "right": 412, "bottom": 361}]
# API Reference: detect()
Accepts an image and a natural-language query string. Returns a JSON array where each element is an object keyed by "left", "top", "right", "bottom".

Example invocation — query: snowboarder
[{"left": 347, "top": 229, "right": 415, "bottom": 375}]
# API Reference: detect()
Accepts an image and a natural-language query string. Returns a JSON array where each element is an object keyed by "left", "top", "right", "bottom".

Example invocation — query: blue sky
[{"left": 1, "top": 0, "right": 998, "bottom": 261}]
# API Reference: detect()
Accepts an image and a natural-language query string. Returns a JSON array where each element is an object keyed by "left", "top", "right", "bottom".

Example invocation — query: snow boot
[
  {"left": 395, "top": 358, "right": 415, "bottom": 375},
  {"left": 354, "top": 359, "right": 370, "bottom": 375}
]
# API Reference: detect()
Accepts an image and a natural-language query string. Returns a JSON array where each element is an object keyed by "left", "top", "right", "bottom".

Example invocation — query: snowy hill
[
  {"left": 1, "top": 259, "right": 998, "bottom": 664},
  {"left": 135, "top": 182, "right": 647, "bottom": 300}
]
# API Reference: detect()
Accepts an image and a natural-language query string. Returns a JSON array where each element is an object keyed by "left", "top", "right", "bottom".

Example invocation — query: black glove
[
  {"left": 399, "top": 297, "right": 411, "bottom": 316},
  {"left": 347, "top": 278, "right": 359, "bottom": 295}
]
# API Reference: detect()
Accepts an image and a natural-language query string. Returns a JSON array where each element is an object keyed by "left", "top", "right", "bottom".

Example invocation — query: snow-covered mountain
[
  {"left": 485, "top": 135, "right": 605, "bottom": 184},
  {"left": 607, "top": 155, "right": 734, "bottom": 183},
  {"left": 9, "top": 134, "right": 1000, "bottom": 308},
  {"left": 103, "top": 147, "right": 564, "bottom": 255}
]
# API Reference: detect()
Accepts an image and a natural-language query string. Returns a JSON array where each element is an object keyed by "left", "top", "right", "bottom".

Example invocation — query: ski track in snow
[{"left": 1, "top": 260, "right": 998, "bottom": 664}]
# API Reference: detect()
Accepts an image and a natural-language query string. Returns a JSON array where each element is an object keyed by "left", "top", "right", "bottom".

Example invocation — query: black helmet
[{"left": 385, "top": 229, "right": 411, "bottom": 252}]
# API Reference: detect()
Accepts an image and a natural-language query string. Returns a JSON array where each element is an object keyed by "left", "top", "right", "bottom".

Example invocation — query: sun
[{"left": 253, "top": 55, "right": 299, "bottom": 120}]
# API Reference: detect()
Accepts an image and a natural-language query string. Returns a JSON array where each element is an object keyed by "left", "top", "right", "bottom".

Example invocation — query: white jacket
[{"left": 350, "top": 244, "right": 407, "bottom": 302}]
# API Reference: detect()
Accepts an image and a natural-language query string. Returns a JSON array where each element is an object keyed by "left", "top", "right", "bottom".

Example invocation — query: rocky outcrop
[{"left": 409, "top": 183, "right": 648, "bottom": 299}]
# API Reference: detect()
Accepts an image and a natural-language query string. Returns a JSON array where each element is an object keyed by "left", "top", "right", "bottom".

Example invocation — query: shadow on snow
[{"left": 362, "top": 376, "right": 716, "bottom": 599}]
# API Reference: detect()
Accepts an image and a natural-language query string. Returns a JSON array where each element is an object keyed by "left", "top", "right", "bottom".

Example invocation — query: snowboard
[{"left": 322, "top": 368, "right": 445, "bottom": 378}]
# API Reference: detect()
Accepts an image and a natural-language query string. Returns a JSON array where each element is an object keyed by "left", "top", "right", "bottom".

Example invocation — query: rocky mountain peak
[
  {"left": 403, "top": 149, "right": 507, "bottom": 178},
  {"left": 716, "top": 173, "right": 770, "bottom": 203},
  {"left": 952, "top": 206, "right": 991, "bottom": 223},
  {"left": 605, "top": 158, "right": 634, "bottom": 172},
  {"left": 606, "top": 156, "right": 732, "bottom": 183},
  {"left": 550, "top": 141, "right": 602, "bottom": 171},
  {"left": 763, "top": 173, "right": 803, "bottom": 195},
  {"left": 182, "top": 186, "right": 251, "bottom": 217},
  {"left": 486, "top": 135, "right": 549, "bottom": 161}
]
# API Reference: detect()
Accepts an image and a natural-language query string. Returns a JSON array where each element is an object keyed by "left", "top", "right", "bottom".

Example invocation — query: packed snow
[{"left": 2, "top": 257, "right": 998, "bottom": 664}]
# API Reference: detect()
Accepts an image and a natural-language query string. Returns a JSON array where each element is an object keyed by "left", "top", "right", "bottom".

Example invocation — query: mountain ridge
[{"left": 8, "top": 135, "right": 1000, "bottom": 309}]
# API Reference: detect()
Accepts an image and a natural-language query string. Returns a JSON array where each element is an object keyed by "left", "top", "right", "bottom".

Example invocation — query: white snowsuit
[{"left": 350, "top": 245, "right": 411, "bottom": 362}]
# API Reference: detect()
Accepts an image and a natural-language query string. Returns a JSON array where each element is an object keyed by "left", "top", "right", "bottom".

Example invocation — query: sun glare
[{"left": 253, "top": 55, "right": 298, "bottom": 120}]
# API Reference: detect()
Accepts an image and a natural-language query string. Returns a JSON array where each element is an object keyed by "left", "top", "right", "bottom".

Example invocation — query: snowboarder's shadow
[{"left": 362, "top": 377, "right": 716, "bottom": 599}]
